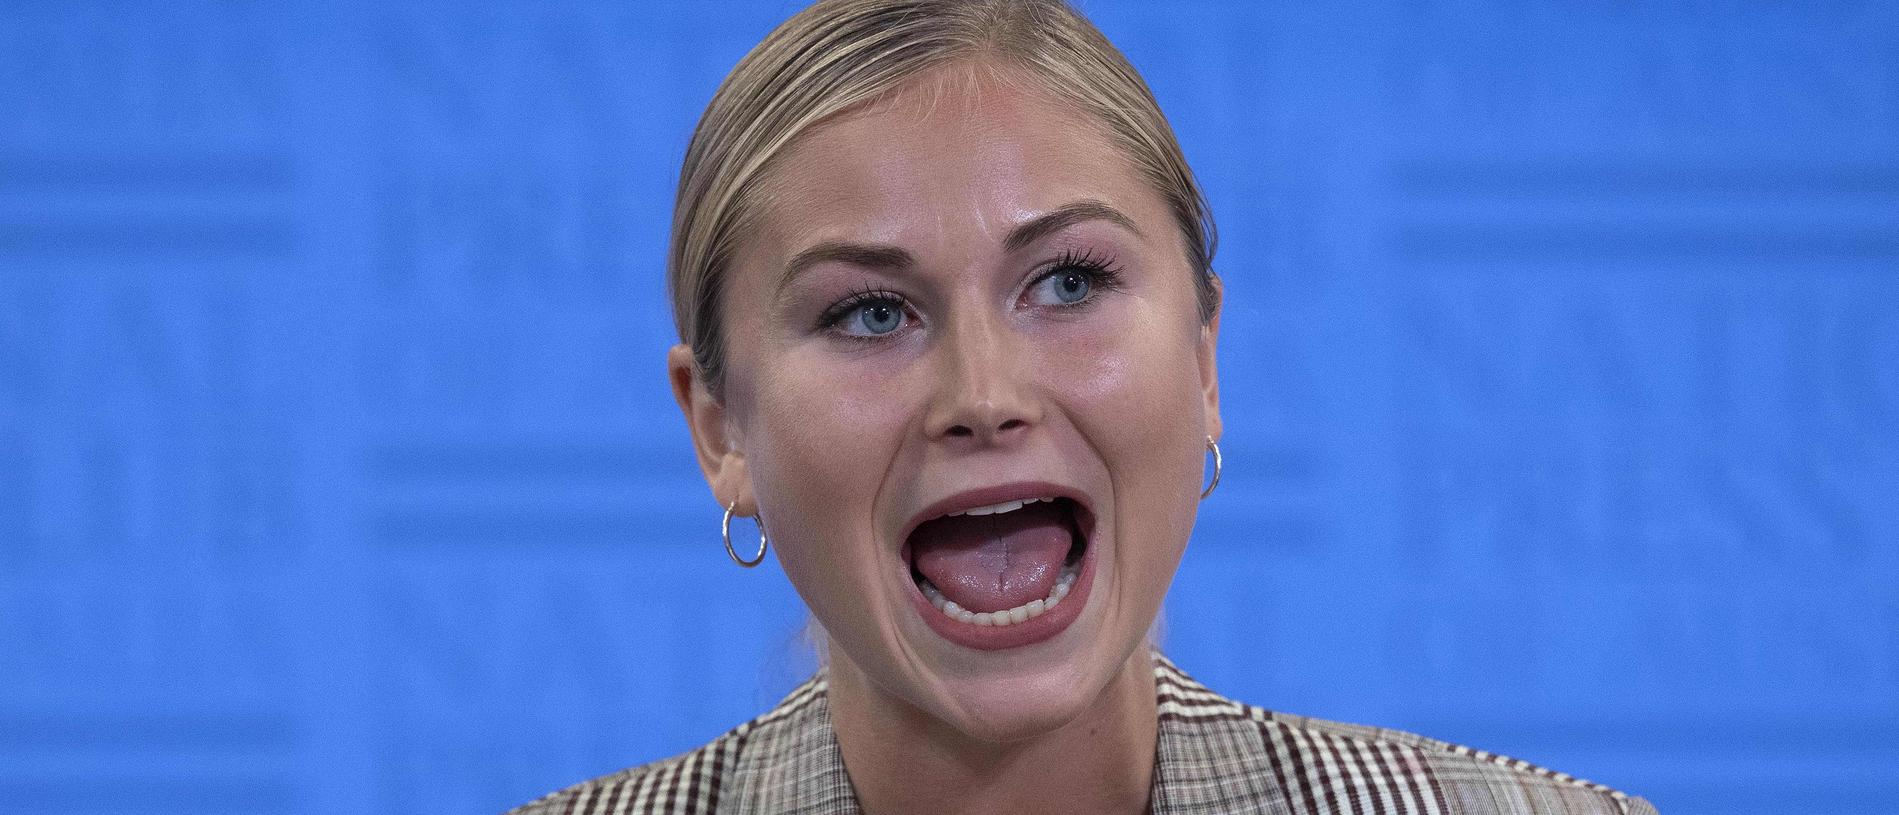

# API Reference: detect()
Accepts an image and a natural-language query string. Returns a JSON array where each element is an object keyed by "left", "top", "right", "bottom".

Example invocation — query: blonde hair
[{"left": 670, "top": 0, "right": 1218, "bottom": 397}]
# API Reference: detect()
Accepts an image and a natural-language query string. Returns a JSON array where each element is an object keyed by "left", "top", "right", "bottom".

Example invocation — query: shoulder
[
  {"left": 1153, "top": 656, "right": 1659, "bottom": 815},
  {"left": 1258, "top": 710, "right": 1658, "bottom": 815},
  {"left": 503, "top": 675, "right": 830, "bottom": 815},
  {"left": 504, "top": 734, "right": 730, "bottom": 815}
]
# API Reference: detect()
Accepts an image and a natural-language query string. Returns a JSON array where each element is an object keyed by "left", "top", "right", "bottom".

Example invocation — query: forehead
[{"left": 748, "top": 63, "right": 1164, "bottom": 253}]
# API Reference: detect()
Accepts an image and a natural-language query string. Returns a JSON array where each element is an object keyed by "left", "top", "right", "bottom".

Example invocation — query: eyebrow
[
  {"left": 777, "top": 199, "right": 1144, "bottom": 290},
  {"left": 1003, "top": 199, "right": 1143, "bottom": 253},
  {"left": 779, "top": 243, "right": 914, "bottom": 290}
]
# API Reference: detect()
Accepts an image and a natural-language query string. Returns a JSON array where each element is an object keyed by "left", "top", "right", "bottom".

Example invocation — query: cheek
[
  {"left": 1044, "top": 310, "right": 1206, "bottom": 447},
  {"left": 749, "top": 346, "right": 919, "bottom": 482},
  {"left": 738, "top": 347, "right": 919, "bottom": 606},
  {"left": 1039, "top": 310, "right": 1206, "bottom": 570}
]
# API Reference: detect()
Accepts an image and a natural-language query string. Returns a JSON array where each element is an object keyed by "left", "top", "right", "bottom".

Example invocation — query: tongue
[{"left": 911, "top": 501, "right": 1073, "bottom": 613}]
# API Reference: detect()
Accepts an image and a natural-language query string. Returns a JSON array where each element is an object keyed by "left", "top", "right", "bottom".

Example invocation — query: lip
[
  {"left": 898, "top": 480, "right": 1099, "bottom": 652},
  {"left": 898, "top": 481, "right": 1094, "bottom": 545}
]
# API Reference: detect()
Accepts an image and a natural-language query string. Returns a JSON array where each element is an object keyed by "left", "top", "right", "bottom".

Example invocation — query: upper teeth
[{"left": 947, "top": 497, "right": 1056, "bottom": 517}]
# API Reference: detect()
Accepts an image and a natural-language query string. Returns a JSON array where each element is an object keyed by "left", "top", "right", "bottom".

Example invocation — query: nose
[{"left": 924, "top": 314, "right": 1041, "bottom": 446}]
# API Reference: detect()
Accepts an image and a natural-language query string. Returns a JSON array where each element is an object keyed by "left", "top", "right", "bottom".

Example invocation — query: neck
[{"left": 826, "top": 648, "right": 1159, "bottom": 815}]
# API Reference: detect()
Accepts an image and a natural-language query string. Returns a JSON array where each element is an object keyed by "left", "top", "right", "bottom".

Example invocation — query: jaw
[{"left": 828, "top": 586, "right": 1160, "bottom": 750}]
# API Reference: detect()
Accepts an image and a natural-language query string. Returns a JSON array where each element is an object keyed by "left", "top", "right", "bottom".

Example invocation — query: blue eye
[
  {"left": 1027, "top": 266, "right": 1108, "bottom": 307},
  {"left": 854, "top": 300, "right": 905, "bottom": 335},
  {"left": 1025, "top": 249, "right": 1122, "bottom": 308},
  {"left": 1049, "top": 270, "right": 1090, "bottom": 304},
  {"left": 820, "top": 291, "right": 910, "bottom": 338}
]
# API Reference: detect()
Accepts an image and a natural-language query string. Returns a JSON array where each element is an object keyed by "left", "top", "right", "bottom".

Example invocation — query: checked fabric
[{"left": 508, "top": 654, "right": 1657, "bottom": 815}]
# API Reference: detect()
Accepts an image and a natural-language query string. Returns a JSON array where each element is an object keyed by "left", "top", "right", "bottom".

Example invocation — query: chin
[
  {"left": 928, "top": 652, "right": 1114, "bottom": 744},
  {"left": 921, "top": 595, "right": 1152, "bottom": 748}
]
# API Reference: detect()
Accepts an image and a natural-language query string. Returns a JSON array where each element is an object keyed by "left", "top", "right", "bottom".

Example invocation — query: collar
[{"left": 731, "top": 652, "right": 1289, "bottom": 814}]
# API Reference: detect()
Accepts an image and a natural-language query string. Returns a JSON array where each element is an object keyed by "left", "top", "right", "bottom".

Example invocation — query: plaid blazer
[{"left": 508, "top": 654, "right": 1657, "bottom": 815}]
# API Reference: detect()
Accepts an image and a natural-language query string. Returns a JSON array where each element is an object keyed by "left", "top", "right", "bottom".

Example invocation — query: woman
[{"left": 511, "top": 1, "right": 1656, "bottom": 813}]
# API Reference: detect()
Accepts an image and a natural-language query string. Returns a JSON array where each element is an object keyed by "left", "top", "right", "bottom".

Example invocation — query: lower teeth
[{"left": 920, "top": 562, "right": 1080, "bottom": 627}]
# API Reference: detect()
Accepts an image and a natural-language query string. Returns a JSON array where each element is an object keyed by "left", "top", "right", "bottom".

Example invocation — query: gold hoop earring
[
  {"left": 1200, "top": 436, "right": 1222, "bottom": 500},
  {"left": 722, "top": 501, "right": 769, "bottom": 568}
]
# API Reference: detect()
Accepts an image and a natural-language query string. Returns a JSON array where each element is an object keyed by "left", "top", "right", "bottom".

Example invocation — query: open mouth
[{"left": 905, "top": 495, "right": 1093, "bottom": 635}]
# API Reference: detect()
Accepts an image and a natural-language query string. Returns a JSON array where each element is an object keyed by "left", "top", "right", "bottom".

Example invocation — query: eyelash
[
  {"left": 1045, "top": 249, "right": 1127, "bottom": 299},
  {"left": 816, "top": 284, "right": 906, "bottom": 335},
  {"left": 814, "top": 250, "right": 1127, "bottom": 340}
]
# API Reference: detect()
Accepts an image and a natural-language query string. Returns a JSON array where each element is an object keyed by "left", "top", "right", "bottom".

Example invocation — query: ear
[
  {"left": 668, "top": 344, "right": 755, "bottom": 515},
  {"left": 1197, "top": 277, "right": 1223, "bottom": 443}
]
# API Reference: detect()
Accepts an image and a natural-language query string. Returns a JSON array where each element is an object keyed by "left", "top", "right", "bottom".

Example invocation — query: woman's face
[{"left": 682, "top": 65, "right": 1219, "bottom": 741}]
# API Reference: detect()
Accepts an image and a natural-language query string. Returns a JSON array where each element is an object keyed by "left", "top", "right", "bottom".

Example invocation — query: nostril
[{"left": 941, "top": 419, "right": 1026, "bottom": 440}]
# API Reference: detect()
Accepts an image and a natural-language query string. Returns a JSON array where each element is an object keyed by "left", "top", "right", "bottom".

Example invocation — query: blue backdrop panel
[{"left": 1, "top": 2, "right": 1894, "bottom": 814}]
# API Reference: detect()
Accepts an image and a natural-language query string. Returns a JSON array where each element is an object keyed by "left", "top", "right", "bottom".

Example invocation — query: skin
[{"left": 670, "top": 61, "right": 1221, "bottom": 815}]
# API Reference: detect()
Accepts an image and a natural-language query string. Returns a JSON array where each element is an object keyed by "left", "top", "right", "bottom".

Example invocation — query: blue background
[{"left": 2, "top": 2, "right": 1896, "bottom": 813}]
